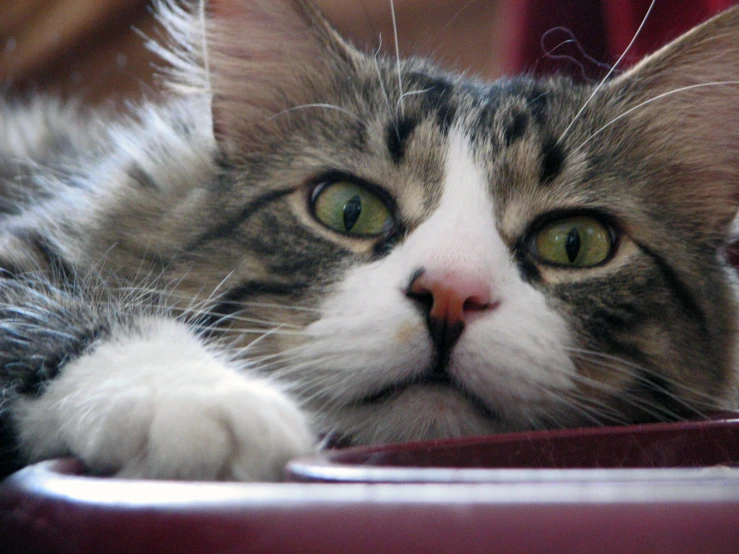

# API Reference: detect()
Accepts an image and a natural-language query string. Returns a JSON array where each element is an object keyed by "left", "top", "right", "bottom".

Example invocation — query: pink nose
[
  {"left": 408, "top": 272, "right": 492, "bottom": 324},
  {"left": 407, "top": 269, "right": 495, "bottom": 352}
]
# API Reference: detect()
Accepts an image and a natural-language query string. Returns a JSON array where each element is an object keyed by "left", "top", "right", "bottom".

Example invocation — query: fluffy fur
[{"left": 0, "top": 0, "right": 738, "bottom": 480}]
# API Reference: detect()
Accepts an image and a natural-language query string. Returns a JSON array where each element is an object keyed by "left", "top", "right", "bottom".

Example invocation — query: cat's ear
[
  {"left": 607, "top": 7, "right": 739, "bottom": 235},
  {"left": 206, "top": 0, "right": 357, "bottom": 158}
]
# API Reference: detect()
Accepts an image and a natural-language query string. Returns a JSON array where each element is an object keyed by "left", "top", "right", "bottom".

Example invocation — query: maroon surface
[
  {"left": 602, "top": 0, "right": 737, "bottom": 64},
  {"left": 3, "top": 416, "right": 739, "bottom": 553},
  {"left": 3, "top": 457, "right": 739, "bottom": 554},
  {"left": 287, "top": 413, "right": 739, "bottom": 483},
  {"left": 506, "top": 0, "right": 739, "bottom": 77}
]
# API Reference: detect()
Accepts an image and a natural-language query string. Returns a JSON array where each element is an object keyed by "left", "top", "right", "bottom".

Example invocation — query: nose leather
[{"left": 407, "top": 270, "right": 495, "bottom": 355}]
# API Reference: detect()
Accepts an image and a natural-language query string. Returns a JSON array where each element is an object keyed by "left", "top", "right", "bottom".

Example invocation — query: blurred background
[{"left": 0, "top": 0, "right": 736, "bottom": 107}]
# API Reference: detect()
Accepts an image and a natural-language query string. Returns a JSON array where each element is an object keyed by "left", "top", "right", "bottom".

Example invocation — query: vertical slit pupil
[
  {"left": 343, "top": 195, "right": 362, "bottom": 231},
  {"left": 565, "top": 227, "right": 581, "bottom": 263}
]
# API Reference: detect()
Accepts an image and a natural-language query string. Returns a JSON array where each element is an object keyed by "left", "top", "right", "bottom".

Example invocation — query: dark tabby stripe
[
  {"left": 513, "top": 246, "right": 542, "bottom": 283},
  {"left": 386, "top": 117, "right": 419, "bottom": 165},
  {"left": 504, "top": 111, "right": 529, "bottom": 146},
  {"left": 127, "top": 162, "right": 160, "bottom": 190},
  {"left": 204, "top": 280, "right": 311, "bottom": 323},
  {"left": 28, "top": 234, "right": 76, "bottom": 283},
  {"left": 408, "top": 72, "right": 456, "bottom": 134},
  {"left": 525, "top": 87, "right": 550, "bottom": 124},
  {"left": 371, "top": 227, "right": 405, "bottom": 260},
  {"left": 186, "top": 187, "right": 295, "bottom": 250},
  {"left": 539, "top": 139, "right": 565, "bottom": 184},
  {"left": 637, "top": 242, "right": 708, "bottom": 334}
]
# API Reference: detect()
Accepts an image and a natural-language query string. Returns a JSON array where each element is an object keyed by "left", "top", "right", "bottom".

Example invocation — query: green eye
[
  {"left": 312, "top": 181, "right": 392, "bottom": 236},
  {"left": 534, "top": 215, "right": 613, "bottom": 267}
]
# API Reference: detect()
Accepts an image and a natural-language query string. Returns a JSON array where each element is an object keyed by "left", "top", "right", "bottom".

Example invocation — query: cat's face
[{"left": 163, "top": 0, "right": 739, "bottom": 444}]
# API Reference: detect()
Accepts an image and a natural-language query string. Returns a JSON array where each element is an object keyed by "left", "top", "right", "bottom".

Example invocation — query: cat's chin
[{"left": 321, "top": 383, "right": 517, "bottom": 446}]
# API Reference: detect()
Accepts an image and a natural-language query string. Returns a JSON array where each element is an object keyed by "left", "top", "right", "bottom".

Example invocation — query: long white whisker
[
  {"left": 427, "top": 0, "right": 476, "bottom": 51},
  {"left": 190, "top": 325, "right": 305, "bottom": 337},
  {"left": 566, "top": 345, "right": 727, "bottom": 406},
  {"left": 572, "top": 80, "right": 739, "bottom": 154},
  {"left": 397, "top": 87, "right": 434, "bottom": 108},
  {"left": 557, "top": 0, "right": 656, "bottom": 144},
  {"left": 567, "top": 350, "right": 713, "bottom": 418},
  {"left": 374, "top": 34, "right": 396, "bottom": 123},
  {"left": 390, "top": 0, "right": 404, "bottom": 118},
  {"left": 129, "top": 287, "right": 323, "bottom": 314},
  {"left": 188, "top": 308, "right": 305, "bottom": 328},
  {"left": 210, "top": 300, "right": 322, "bottom": 314},
  {"left": 566, "top": 372, "right": 681, "bottom": 422},
  {"left": 198, "top": 0, "right": 211, "bottom": 93},
  {"left": 243, "top": 324, "right": 295, "bottom": 350},
  {"left": 267, "top": 103, "right": 366, "bottom": 124}
]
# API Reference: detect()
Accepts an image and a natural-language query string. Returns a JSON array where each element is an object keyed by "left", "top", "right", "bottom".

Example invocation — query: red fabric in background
[{"left": 506, "top": 0, "right": 738, "bottom": 78}]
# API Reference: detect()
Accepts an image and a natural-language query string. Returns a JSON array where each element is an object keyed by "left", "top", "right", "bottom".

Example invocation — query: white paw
[
  {"left": 113, "top": 377, "right": 314, "bottom": 481},
  {"left": 15, "top": 318, "right": 315, "bottom": 481}
]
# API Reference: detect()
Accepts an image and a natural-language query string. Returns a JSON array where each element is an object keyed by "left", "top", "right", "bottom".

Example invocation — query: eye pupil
[
  {"left": 565, "top": 227, "right": 581, "bottom": 263},
  {"left": 312, "top": 180, "right": 392, "bottom": 236},
  {"left": 343, "top": 195, "right": 362, "bottom": 231},
  {"left": 533, "top": 215, "right": 612, "bottom": 268}
]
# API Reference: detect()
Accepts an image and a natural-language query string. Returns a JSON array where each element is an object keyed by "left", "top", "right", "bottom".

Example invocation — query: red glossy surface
[
  {"left": 506, "top": 0, "right": 738, "bottom": 77},
  {"left": 2, "top": 416, "right": 739, "bottom": 553},
  {"left": 286, "top": 413, "right": 739, "bottom": 483},
  {"left": 3, "top": 456, "right": 739, "bottom": 554}
]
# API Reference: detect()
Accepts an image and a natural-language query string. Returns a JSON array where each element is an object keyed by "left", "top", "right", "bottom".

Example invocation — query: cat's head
[{"left": 165, "top": 0, "right": 739, "bottom": 443}]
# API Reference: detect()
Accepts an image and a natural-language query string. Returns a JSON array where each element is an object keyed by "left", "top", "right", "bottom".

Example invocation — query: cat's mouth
[
  {"left": 362, "top": 371, "right": 451, "bottom": 403},
  {"left": 361, "top": 370, "right": 501, "bottom": 422}
]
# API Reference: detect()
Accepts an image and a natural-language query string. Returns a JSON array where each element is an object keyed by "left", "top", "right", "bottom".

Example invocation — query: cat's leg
[{"left": 0, "top": 276, "right": 314, "bottom": 481}]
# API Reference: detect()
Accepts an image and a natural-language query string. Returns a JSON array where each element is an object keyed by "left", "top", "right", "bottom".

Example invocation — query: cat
[{"left": 0, "top": 0, "right": 738, "bottom": 482}]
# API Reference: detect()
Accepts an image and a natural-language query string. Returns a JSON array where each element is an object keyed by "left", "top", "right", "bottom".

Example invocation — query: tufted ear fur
[
  {"left": 206, "top": 0, "right": 358, "bottom": 159},
  {"left": 604, "top": 7, "right": 739, "bottom": 240}
]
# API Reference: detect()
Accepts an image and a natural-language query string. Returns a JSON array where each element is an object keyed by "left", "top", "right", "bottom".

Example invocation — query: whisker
[
  {"left": 125, "top": 287, "right": 323, "bottom": 314},
  {"left": 557, "top": 0, "right": 657, "bottom": 144},
  {"left": 242, "top": 323, "right": 301, "bottom": 352},
  {"left": 389, "top": 0, "right": 404, "bottom": 118},
  {"left": 267, "top": 103, "right": 366, "bottom": 125},
  {"left": 185, "top": 308, "right": 304, "bottom": 329},
  {"left": 205, "top": 300, "right": 322, "bottom": 314},
  {"left": 188, "top": 324, "right": 305, "bottom": 337},
  {"left": 374, "top": 34, "right": 396, "bottom": 125},
  {"left": 562, "top": 389, "right": 634, "bottom": 425},
  {"left": 565, "top": 346, "right": 726, "bottom": 406},
  {"left": 566, "top": 350, "right": 715, "bottom": 420},
  {"left": 426, "top": 0, "right": 476, "bottom": 53},
  {"left": 557, "top": 370, "right": 674, "bottom": 423},
  {"left": 540, "top": 27, "right": 614, "bottom": 78},
  {"left": 238, "top": 341, "right": 309, "bottom": 361},
  {"left": 571, "top": 80, "right": 739, "bottom": 154},
  {"left": 198, "top": 0, "right": 211, "bottom": 93},
  {"left": 397, "top": 87, "right": 434, "bottom": 109},
  {"left": 202, "top": 270, "right": 237, "bottom": 304}
]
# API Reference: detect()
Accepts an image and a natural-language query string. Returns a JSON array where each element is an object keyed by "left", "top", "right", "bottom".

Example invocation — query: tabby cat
[{"left": 0, "top": 0, "right": 737, "bottom": 481}]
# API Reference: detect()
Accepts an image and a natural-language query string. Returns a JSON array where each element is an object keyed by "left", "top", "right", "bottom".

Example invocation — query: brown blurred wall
[{"left": 0, "top": 0, "right": 508, "bottom": 106}]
